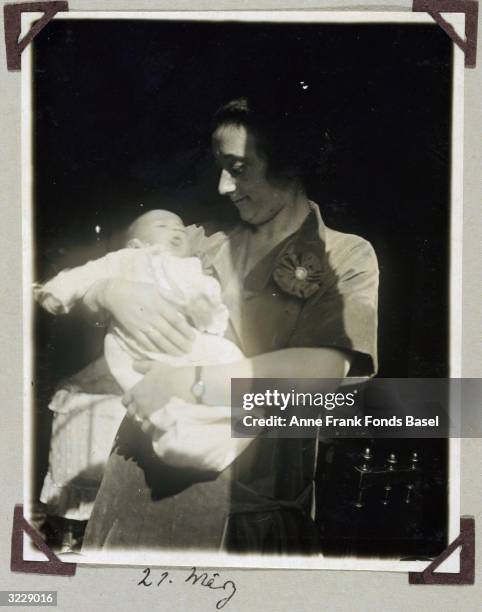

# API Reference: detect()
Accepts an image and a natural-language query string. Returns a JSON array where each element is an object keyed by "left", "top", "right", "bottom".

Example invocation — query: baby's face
[{"left": 128, "top": 210, "right": 190, "bottom": 257}]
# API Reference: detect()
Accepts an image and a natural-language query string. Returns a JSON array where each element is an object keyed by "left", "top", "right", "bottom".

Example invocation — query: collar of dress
[
  {"left": 203, "top": 202, "right": 327, "bottom": 344},
  {"left": 207, "top": 201, "right": 326, "bottom": 288}
]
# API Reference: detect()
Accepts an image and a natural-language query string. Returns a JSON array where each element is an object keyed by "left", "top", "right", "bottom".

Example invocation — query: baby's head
[{"left": 126, "top": 210, "right": 190, "bottom": 257}]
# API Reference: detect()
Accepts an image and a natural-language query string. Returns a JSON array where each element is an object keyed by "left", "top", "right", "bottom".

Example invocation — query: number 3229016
[{"left": 7, "top": 592, "right": 55, "bottom": 604}]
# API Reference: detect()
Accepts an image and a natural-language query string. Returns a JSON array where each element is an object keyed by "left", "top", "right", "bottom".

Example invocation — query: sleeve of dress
[
  {"left": 33, "top": 249, "right": 129, "bottom": 315},
  {"left": 287, "top": 238, "right": 379, "bottom": 377}
]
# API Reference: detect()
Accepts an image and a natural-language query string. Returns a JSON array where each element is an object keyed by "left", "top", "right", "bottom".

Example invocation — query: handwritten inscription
[{"left": 138, "top": 567, "right": 237, "bottom": 609}]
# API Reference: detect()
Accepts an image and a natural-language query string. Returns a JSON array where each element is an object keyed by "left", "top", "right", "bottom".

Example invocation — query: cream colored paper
[{"left": 1, "top": 1, "right": 481, "bottom": 610}]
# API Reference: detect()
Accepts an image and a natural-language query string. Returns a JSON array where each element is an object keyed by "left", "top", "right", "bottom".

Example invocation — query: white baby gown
[{"left": 37, "top": 241, "right": 246, "bottom": 521}]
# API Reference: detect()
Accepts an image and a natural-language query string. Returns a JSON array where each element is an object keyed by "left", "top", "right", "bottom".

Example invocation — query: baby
[
  {"left": 36, "top": 210, "right": 245, "bottom": 539},
  {"left": 36, "top": 209, "right": 242, "bottom": 391}
]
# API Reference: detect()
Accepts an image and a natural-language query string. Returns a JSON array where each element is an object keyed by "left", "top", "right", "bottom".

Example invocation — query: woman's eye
[{"left": 230, "top": 164, "right": 245, "bottom": 177}]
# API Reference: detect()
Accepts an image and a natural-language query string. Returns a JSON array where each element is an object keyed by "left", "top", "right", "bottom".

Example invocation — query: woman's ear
[{"left": 127, "top": 238, "right": 143, "bottom": 249}]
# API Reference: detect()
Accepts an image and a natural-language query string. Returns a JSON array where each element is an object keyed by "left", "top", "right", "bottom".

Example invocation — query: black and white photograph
[{"left": 23, "top": 11, "right": 463, "bottom": 571}]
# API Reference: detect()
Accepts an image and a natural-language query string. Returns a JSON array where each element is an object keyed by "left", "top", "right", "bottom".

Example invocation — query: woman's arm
[{"left": 123, "top": 347, "right": 351, "bottom": 419}]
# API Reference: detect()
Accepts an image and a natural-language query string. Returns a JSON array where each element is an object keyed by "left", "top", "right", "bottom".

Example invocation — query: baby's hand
[
  {"left": 187, "top": 294, "right": 217, "bottom": 330},
  {"left": 187, "top": 295, "right": 228, "bottom": 335},
  {"left": 34, "top": 290, "right": 66, "bottom": 314}
]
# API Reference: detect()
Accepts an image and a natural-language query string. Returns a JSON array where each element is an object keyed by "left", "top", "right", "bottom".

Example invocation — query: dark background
[{"left": 32, "top": 20, "right": 452, "bottom": 557}]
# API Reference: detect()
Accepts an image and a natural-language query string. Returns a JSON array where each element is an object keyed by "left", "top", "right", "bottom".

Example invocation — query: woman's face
[{"left": 212, "top": 123, "right": 293, "bottom": 226}]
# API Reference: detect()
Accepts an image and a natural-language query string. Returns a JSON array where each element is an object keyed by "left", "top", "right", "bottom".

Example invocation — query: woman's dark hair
[{"left": 211, "top": 94, "right": 332, "bottom": 189}]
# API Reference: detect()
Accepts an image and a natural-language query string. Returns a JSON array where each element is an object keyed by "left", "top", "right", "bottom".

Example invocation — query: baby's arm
[{"left": 34, "top": 249, "right": 131, "bottom": 315}]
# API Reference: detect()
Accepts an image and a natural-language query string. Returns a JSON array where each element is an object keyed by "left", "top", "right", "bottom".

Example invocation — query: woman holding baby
[{"left": 79, "top": 96, "right": 379, "bottom": 553}]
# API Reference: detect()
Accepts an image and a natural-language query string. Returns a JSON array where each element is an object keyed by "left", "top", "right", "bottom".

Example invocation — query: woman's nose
[{"left": 218, "top": 169, "right": 236, "bottom": 195}]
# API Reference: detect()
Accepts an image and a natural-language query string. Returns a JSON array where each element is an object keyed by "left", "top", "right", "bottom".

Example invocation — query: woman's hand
[
  {"left": 83, "top": 278, "right": 195, "bottom": 355},
  {"left": 122, "top": 361, "right": 195, "bottom": 422},
  {"left": 124, "top": 360, "right": 254, "bottom": 472}
]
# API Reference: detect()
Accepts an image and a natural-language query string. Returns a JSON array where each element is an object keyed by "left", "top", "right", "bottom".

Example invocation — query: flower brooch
[{"left": 273, "top": 250, "right": 323, "bottom": 299}]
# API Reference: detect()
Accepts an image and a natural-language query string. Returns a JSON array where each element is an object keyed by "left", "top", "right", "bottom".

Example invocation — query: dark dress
[{"left": 82, "top": 204, "right": 378, "bottom": 554}]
